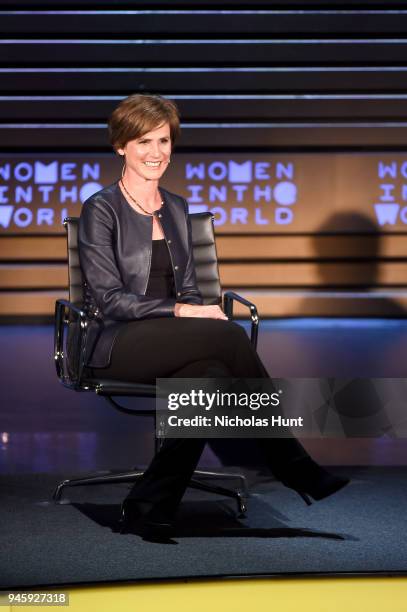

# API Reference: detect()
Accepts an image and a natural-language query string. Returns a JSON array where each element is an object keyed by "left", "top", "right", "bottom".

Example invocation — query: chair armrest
[
  {"left": 223, "top": 291, "right": 259, "bottom": 349},
  {"left": 56, "top": 299, "right": 87, "bottom": 319},
  {"left": 54, "top": 298, "right": 89, "bottom": 389}
]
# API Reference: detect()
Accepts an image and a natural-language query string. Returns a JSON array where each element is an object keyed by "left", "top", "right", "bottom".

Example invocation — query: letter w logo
[
  {"left": 374, "top": 204, "right": 399, "bottom": 226},
  {"left": 0, "top": 206, "right": 13, "bottom": 228}
]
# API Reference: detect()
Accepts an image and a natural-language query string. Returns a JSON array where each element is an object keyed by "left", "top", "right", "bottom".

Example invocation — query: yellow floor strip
[{"left": 6, "top": 577, "right": 407, "bottom": 612}]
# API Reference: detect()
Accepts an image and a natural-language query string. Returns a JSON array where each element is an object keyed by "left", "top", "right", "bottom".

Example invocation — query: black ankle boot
[
  {"left": 119, "top": 499, "right": 175, "bottom": 540},
  {"left": 278, "top": 458, "right": 349, "bottom": 506}
]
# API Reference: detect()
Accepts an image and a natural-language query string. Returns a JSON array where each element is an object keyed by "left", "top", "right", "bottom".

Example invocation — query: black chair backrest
[
  {"left": 65, "top": 218, "right": 82, "bottom": 307},
  {"left": 190, "top": 212, "right": 222, "bottom": 305},
  {"left": 64, "top": 212, "right": 222, "bottom": 306}
]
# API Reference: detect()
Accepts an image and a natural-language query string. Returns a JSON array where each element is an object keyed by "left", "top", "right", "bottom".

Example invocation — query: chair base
[{"left": 53, "top": 468, "right": 248, "bottom": 517}]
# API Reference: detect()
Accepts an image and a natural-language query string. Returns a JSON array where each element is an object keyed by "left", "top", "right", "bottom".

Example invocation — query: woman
[{"left": 78, "top": 94, "right": 348, "bottom": 539}]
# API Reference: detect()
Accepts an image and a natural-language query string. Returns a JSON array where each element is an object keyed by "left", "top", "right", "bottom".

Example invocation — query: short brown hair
[{"left": 108, "top": 94, "right": 180, "bottom": 151}]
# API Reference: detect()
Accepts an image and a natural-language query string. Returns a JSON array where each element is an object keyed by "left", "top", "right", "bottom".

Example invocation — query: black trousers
[{"left": 92, "top": 318, "right": 308, "bottom": 514}]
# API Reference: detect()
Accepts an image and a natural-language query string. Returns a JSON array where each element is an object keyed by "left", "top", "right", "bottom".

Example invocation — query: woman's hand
[{"left": 174, "top": 303, "right": 228, "bottom": 320}]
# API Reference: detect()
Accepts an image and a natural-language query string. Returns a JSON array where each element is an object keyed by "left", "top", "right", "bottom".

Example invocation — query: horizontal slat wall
[
  {"left": 2, "top": 11, "right": 407, "bottom": 35},
  {"left": 2, "top": 235, "right": 407, "bottom": 316},
  {"left": 2, "top": 262, "right": 407, "bottom": 289},
  {"left": 2, "top": 2, "right": 407, "bottom": 317},
  {"left": 3, "top": 290, "right": 407, "bottom": 318},
  {"left": 1, "top": 68, "right": 405, "bottom": 93},
  {"left": 4, "top": 235, "right": 407, "bottom": 261},
  {"left": 3, "top": 41, "right": 407, "bottom": 67},
  {"left": 0, "top": 0, "right": 402, "bottom": 6},
  {"left": 4, "top": 96, "right": 407, "bottom": 120},
  {"left": 0, "top": 291, "right": 65, "bottom": 316},
  {"left": 4, "top": 124, "right": 407, "bottom": 148}
]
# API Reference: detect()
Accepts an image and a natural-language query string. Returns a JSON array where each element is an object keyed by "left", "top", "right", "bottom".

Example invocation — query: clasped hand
[{"left": 174, "top": 303, "right": 228, "bottom": 320}]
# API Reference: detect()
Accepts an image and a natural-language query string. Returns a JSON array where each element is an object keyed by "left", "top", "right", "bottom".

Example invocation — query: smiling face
[{"left": 117, "top": 122, "right": 172, "bottom": 183}]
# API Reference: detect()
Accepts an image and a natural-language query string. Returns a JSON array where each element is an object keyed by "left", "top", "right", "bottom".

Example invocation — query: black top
[{"left": 145, "top": 239, "right": 175, "bottom": 299}]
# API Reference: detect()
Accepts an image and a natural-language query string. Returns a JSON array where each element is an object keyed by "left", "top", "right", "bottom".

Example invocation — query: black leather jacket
[{"left": 78, "top": 182, "right": 203, "bottom": 368}]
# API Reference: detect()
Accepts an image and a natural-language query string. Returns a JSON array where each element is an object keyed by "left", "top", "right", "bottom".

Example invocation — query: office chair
[{"left": 53, "top": 212, "right": 259, "bottom": 516}]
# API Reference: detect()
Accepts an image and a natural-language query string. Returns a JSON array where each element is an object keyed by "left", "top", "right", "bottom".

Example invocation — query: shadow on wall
[
  {"left": 209, "top": 213, "right": 406, "bottom": 468},
  {"left": 305, "top": 211, "right": 406, "bottom": 316}
]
